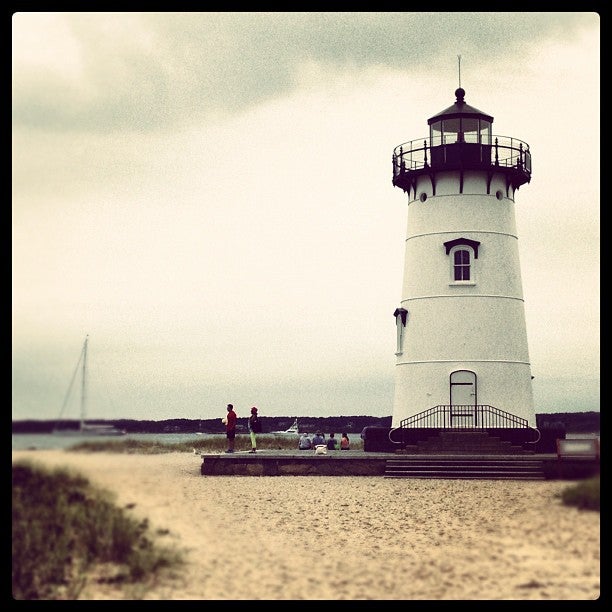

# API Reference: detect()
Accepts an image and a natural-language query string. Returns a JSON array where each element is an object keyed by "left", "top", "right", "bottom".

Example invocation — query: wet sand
[{"left": 12, "top": 450, "right": 600, "bottom": 600}]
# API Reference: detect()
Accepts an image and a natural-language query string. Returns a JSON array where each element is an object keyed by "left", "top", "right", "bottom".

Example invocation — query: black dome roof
[{"left": 428, "top": 88, "right": 493, "bottom": 125}]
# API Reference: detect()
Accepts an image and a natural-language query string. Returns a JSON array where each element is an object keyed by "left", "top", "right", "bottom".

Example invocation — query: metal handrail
[
  {"left": 398, "top": 404, "right": 530, "bottom": 429},
  {"left": 392, "top": 134, "right": 531, "bottom": 179},
  {"left": 388, "top": 405, "right": 540, "bottom": 446}
]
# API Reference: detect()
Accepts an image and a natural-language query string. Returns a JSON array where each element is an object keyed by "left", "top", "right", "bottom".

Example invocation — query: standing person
[
  {"left": 225, "top": 403, "right": 237, "bottom": 453},
  {"left": 326, "top": 432, "right": 338, "bottom": 451},
  {"left": 340, "top": 432, "right": 350, "bottom": 450},
  {"left": 248, "top": 406, "right": 262, "bottom": 453}
]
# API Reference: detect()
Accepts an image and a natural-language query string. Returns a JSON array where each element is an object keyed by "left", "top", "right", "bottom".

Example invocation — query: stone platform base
[{"left": 199, "top": 449, "right": 599, "bottom": 479}]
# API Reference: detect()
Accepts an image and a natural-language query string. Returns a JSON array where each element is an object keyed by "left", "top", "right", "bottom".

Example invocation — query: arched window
[
  {"left": 453, "top": 249, "right": 471, "bottom": 281},
  {"left": 444, "top": 237, "right": 480, "bottom": 285}
]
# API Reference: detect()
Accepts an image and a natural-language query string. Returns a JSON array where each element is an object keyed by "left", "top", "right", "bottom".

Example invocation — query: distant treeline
[{"left": 12, "top": 412, "right": 600, "bottom": 435}]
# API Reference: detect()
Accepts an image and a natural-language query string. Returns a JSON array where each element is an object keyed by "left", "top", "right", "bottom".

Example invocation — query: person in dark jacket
[
  {"left": 248, "top": 406, "right": 262, "bottom": 453},
  {"left": 312, "top": 432, "right": 325, "bottom": 447},
  {"left": 326, "top": 432, "right": 338, "bottom": 450}
]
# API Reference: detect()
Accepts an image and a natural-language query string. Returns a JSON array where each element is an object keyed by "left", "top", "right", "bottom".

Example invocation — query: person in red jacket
[
  {"left": 225, "top": 403, "right": 237, "bottom": 453},
  {"left": 340, "top": 432, "right": 350, "bottom": 450}
]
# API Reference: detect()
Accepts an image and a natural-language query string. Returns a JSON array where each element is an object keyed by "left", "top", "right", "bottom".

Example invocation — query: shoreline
[{"left": 12, "top": 449, "right": 600, "bottom": 600}]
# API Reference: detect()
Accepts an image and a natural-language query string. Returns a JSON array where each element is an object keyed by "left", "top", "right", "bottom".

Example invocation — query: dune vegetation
[
  {"left": 64, "top": 433, "right": 363, "bottom": 455},
  {"left": 12, "top": 460, "right": 182, "bottom": 600},
  {"left": 557, "top": 474, "right": 600, "bottom": 511}
]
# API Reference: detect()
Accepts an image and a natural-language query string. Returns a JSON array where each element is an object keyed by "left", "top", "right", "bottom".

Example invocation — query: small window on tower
[
  {"left": 393, "top": 308, "right": 408, "bottom": 355},
  {"left": 444, "top": 238, "right": 479, "bottom": 286},
  {"left": 454, "top": 249, "right": 470, "bottom": 281}
]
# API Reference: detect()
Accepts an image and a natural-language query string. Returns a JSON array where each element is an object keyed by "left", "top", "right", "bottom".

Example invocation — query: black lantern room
[{"left": 392, "top": 88, "right": 531, "bottom": 198}]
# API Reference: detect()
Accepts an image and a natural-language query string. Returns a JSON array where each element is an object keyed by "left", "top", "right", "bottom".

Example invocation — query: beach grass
[
  {"left": 558, "top": 473, "right": 600, "bottom": 511},
  {"left": 64, "top": 434, "right": 363, "bottom": 454},
  {"left": 12, "top": 460, "right": 183, "bottom": 600}
]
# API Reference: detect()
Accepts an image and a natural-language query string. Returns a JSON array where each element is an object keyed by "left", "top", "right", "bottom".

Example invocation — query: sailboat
[
  {"left": 271, "top": 418, "right": 300, "bottom": 436},
  {"left": 53, "top": 335, "right": 126, "bottom": 436}
]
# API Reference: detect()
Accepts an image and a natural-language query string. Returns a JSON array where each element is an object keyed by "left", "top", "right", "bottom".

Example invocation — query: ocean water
[
  {"left": 11, "top": 432, "right": 219, "bottom": 451},
  {"left": 12, "top": 431, "right": 597, "bottom": 452},
  {"left": 11, "top": 432, "right": 305, "bottom": 451}
]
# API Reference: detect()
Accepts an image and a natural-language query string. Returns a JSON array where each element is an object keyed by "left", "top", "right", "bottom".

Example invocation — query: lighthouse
[{"left": 391, "top": 86, "right": 536, "bottom": 430}]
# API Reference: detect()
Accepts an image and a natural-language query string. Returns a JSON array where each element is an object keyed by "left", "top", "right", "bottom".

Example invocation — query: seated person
[
  {"left": 340, "top": 433, "right": 350, "bottom": 450},
  {"left": 326, "top": 433, "right": 338, "bottom": 450},
  {"left": 298, "top": 432, "right": 312, "bottom": 450},
  {"left": 312, "top": 432, "right": 326, "bottom": 447}
]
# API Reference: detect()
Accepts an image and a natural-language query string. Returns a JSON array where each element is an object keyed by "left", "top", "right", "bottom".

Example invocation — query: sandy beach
[{"left": 12, "top": 449, "right": 600, "bottom": 600}]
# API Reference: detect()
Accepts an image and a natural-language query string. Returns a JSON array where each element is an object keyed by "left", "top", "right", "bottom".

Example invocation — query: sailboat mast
[{"left": 80, "top": 335, "right": 88, "bottom": 431}]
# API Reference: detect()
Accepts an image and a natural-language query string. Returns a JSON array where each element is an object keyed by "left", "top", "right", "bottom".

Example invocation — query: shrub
[
  {"left": 559, "top": 474, "right": 600, "bottom": 512},
  {"left": 12, "top": 460, "right": 181, "bottom": 600}
]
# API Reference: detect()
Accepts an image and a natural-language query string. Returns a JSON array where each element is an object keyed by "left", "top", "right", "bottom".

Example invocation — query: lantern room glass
[{"left": 429, "top": 118, "right": 492, "bottom": 145}]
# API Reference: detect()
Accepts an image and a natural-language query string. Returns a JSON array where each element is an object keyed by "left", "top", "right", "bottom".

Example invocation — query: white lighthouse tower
[{"left": 391, "top": 86, "right": 536, "bottom": 431}]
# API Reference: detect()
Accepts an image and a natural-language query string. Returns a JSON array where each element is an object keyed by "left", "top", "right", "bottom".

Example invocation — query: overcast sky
[{"left": 12, "top": 12, "right": 600, "bottom": 422}]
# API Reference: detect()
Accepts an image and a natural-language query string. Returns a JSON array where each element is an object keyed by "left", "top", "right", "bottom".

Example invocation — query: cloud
[
  {"left": 11, "top": 12, "right": 600, "bottom": 421},
  {"left": 12, "top": 12, "right": 598, "bottom": 133}
]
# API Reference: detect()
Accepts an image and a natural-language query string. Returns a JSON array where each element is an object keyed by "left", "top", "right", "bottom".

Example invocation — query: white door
[
  {"left": 450, "top": 370, "right": 477, "bottom": 427},
  {"left": 450, "top": 370, "right": 476, "bottom": 406}
]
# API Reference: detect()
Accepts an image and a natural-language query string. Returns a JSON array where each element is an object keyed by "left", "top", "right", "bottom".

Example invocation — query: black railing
[
  {"left": 392, "top": 135, "right": 531, "bottom": 186},
  {"left": 398, "top": 404, "right": 530, "bottom": 430}
]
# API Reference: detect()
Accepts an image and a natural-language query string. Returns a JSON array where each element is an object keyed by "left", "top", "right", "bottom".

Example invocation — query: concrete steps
[
  {"left": 385, "top": 431, "right": 543, "bottom": 479},
  {"left": 384, "top": 457, "right": 545, "bottom": 480},
  {"left": 398, "top": 430, "right": 530, "bottom": 455}
]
